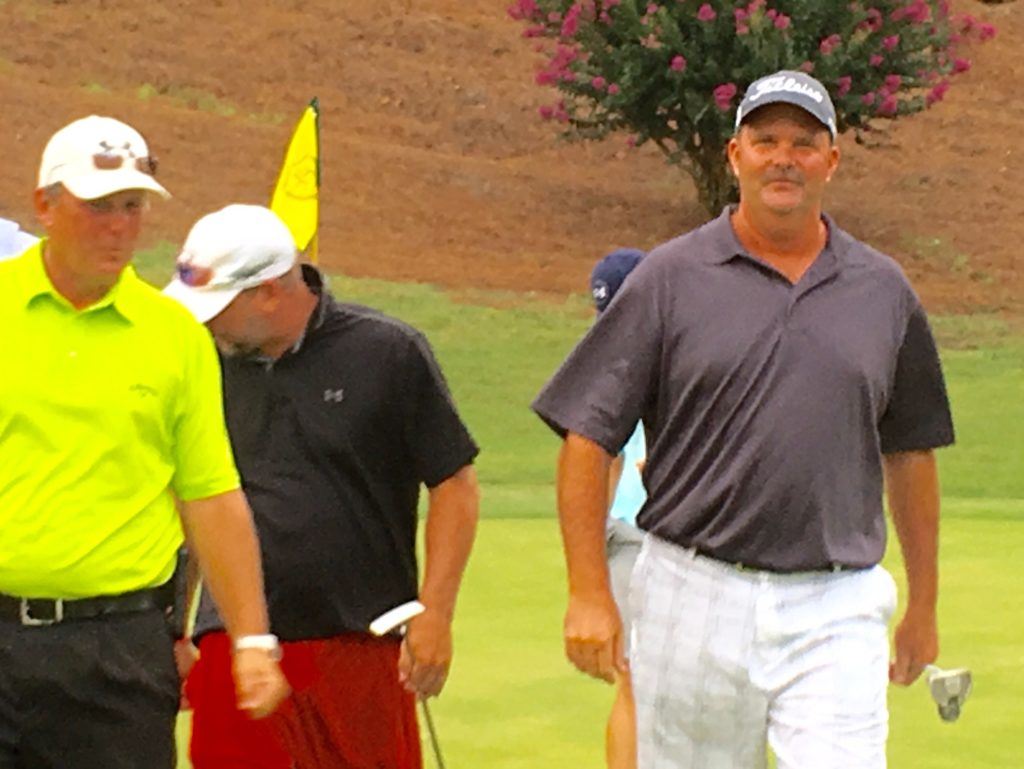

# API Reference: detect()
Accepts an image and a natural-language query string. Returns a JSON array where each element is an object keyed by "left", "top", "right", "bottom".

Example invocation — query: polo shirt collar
[
  {"left": 270, "top": 264, "right": 330, "bottom": 363},
  {"left": 702, "top": 205, "right": 848, "bottom": 277},
  {"left": 301, "top": 263, "right": 330, "bottom": 336},
  {"left": 17, "top": 238, "right": 147, "bottom": 323}
]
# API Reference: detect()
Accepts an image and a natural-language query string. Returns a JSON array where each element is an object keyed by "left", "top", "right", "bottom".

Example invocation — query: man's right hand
[
  {"left": 233, "top": 649, "right": 291, "bottom": 719},
  {"left": 564, "top": 591, "right": 625, "bottom": 684}
]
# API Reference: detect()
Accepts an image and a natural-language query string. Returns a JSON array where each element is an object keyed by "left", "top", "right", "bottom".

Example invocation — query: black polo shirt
[
  {"left": 195, "top": 268, "right": 478, "bottom": 641},
  {"left": 532, "top": 209, "right": 954, "bottom": 572}
]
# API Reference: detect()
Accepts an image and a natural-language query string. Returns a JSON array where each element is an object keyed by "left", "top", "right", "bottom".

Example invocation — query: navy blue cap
[
  {"left": 590, "top": 248, "right": 645, "bottom": 312},
  {"left": 736, "top": 70, "right": 837, "bottom": 139}
]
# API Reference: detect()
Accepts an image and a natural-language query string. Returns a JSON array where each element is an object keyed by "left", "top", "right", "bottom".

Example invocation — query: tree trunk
[{"left": 687, "top": 144, "right": 738, "bottom": 217}]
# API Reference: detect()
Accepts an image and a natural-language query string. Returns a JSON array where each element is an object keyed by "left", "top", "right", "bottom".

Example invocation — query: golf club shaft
[{"left": 420, "top": 699, "right": 447, "bottom": 769}]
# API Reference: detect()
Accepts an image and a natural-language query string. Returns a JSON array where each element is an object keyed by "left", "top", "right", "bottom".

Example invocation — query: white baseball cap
[
  {"left": 163, "top": 204, "right": 298, "bottom": 323},
  {"left": 38, "top": 115, "right": 170, "bottom": 200}
]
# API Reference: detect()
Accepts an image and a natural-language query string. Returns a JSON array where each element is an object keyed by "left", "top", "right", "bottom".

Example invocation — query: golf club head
[
  {"left": 925, "top": 665, "right": 973, "bottom": 722},
  {"left": 369, "top": 600, "right": 426, "bottom": 637}
]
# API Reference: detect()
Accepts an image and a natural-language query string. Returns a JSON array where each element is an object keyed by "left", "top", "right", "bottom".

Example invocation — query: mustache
[{"left": 764, "top": 170, "right": 804, "bottom": 185}]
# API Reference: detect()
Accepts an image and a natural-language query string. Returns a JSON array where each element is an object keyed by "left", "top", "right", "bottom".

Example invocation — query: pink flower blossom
[
  {"left": 870, "top": 54, "right": 884, "bottom": 67},
  {"left": 734, "top": 8, "right": 749, "bottom": 23},
  {"left": 647, "top": 2, "right": 658, "bottom": 13},
  {"left": 861, "top": 7, "right": 883, "bottom": 32},
  {"left": 765, "top": 8, "right": 777, "bottom": 20},
  {"left": 697, "top": 4, "right": 716, "bottom": 21},
  {"left": 799, "top": 61, "right": 815, "bottom": 74},
  {"left": 626, "top": 135, "right": 637, "bottom": 148},
  {"left": 747, "top": 0, "right": 765, "bottom": 12},
  {"left": 599, "top": 10, "right": 612, "bottom": 24},
  {"left": 904, "top": 0, "right": 930, "bottom": 24},
  {"left": 774, "top": 13, "right": 791, "bottom": 30},
  {"left": 979, "top": 23, "right": 997, "bottom": 41},
  {"left": 670, "top": 55, "right": 687, "bottom": 72},
  {"left": 560, "top": 4, "right": 581, "bottom": 37},
  {"left": 507, "top": 0, "right": 540, "bottom": 21},
  {"left": 926, "top": 80, "right": 950, "bottom": 106},
  {"left": 819, "top": 34, "right": 842, "bottom": 55},
  {"left": 878, "top": 93, "right": 898, "bottom": 115},
  {"left": 713, "top": 83, "right": 738, "bottom": 111},
  {"left": 882, "top": 35, "right": 900, "bottom": 51},
  {"left": 836, "top": 76, "right": 853, "bottom": 97},
  {"left": 538, "top": 105, "right": 554, "bottom": 120},
  {"left": 884, "top": 74, "right": 902, "bottom": 91},
  {"left": 608, "top": 83, "right": 621, "bottom": 95},
  {"left": 736, "top": 22, "right": 750, "bottom": 35},
  {"left": 952, "top": 58, "right": 971, "bottom": 74},
  {"left": 591, "top": 75, "right": 607, "bottom": 89},
  {"left": 861, "top": 92, "right": 876, "bottom": 106}
]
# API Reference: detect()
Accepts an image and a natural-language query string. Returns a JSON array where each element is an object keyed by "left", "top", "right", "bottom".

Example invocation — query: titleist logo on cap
[{"left": 748, "top": 75, "right": 825, "bottom": 104}]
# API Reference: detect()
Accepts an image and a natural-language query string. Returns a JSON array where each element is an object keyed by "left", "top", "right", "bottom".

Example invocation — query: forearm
[
  {"left": 420, "top": 466, "right": 480, "bottom": 620},
  {"left": 884, "top": 450, "right": 940, "bottom": 616},
  {"left": 179, "top": 489, "right": 270, "bottom": 639},
  {"left": 558, "top": 433, "right": 614, "bottom": 598},
  {"left": 606, "top": 454, "right": 624, "bottom": 514}
]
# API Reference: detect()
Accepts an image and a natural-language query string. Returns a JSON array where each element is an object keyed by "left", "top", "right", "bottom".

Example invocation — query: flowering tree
[{"left": 509, "top": 0, "right": 996, "bottom": 214}]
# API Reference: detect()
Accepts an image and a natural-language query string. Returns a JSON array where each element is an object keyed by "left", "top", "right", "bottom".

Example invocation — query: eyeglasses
[{"left": 92, "top": 152, "right": 159, "bottom": 176}]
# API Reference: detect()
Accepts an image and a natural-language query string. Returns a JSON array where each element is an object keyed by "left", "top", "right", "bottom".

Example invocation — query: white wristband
[{"left": 233, "top": 634, "right": 282, "bottom": 660}]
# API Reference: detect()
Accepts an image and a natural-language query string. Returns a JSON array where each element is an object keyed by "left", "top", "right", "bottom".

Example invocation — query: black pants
[{"left": 0, "top": 608, "right": 179, "bottom": 769}]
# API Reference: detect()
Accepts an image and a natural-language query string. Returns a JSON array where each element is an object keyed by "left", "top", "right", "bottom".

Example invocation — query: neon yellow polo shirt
[{"left": 0, "top": 242, "right": 240, "bottom": 598}]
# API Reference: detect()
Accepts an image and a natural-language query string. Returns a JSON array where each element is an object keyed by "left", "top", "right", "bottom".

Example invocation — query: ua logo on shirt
[{"left": 323, "top": 388, "right": 345, "bottom": 403}]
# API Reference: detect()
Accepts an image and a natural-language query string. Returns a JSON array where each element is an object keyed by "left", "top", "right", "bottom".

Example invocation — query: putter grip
[{"left": 369, "top": 600, "right": 426, "bottom": 636}]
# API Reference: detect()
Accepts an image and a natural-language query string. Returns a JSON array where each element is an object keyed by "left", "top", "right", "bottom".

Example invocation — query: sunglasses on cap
[
  {"left": 175, "top": 262, "right": 215, "bottom": 288},
  {"left": 91, "top": 151, "right": 159, "bottom": 176}
]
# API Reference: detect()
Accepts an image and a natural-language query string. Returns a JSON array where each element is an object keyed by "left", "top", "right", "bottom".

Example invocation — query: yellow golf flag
[{"left": 270, "top": 98, "right": 320, "bottom": 262}]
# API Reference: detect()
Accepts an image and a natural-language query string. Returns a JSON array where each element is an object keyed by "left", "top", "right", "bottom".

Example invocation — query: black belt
[
  {"left": 0, "top": 585, "right": 171, "bottom": 627},
  {"left": 692, "top": 547, "right": 864, "bottom": 575}
]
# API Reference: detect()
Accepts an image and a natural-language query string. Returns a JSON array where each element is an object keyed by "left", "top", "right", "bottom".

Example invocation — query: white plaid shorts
[{"left": 629, "top": 534, "right": 896, "bottom": 769}]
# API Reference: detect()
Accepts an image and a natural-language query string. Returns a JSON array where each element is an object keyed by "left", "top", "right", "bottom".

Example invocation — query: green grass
[
  {"left": 135, "top": 83, "right": 237, "bottom": 117},
  {"left": 131, "top": 251, "right": 1021, "bottom": 767},
  {"left": 175, "top": 509, "right": 1023, "bottom": 768}
]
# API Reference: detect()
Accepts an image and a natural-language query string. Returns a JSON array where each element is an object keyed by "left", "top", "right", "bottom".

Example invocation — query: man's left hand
[
  {"left": 399, "top": 607, "right": 452, "bottom": 699},
  {"left": 890, "top": 609, "right": 938, "bottom": 686}
]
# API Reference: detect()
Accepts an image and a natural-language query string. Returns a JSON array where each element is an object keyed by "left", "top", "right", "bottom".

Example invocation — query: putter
[
  {"left": 370, "top": 601, "right": 447, "bottom": 769},
  {"left": 924, "top": 664, "right": 973, "bottom": 722}
]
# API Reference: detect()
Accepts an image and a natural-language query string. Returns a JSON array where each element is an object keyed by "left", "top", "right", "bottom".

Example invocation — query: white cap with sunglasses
[
  {"left": 163, "top": 204, "right": 298, "bottom": 323},
  {"left": 37, "top": 115, "right": 170, "bottom": 201}
]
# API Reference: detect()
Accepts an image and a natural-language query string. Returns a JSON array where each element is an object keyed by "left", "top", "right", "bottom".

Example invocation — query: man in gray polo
[{"left": 533, "top": 70, "right": 954, "bottom": 768}]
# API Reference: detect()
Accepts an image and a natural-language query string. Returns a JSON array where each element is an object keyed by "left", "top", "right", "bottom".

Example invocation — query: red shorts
[{"left": 186, "top": 631, "right": 422, "bottom": 769}]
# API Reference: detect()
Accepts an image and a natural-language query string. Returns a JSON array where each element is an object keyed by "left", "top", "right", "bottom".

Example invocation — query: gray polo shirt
[{"left": 533, "top": 209, "right": 954, "bottom": 572}]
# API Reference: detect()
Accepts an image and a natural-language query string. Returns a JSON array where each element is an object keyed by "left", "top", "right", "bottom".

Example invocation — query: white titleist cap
[
  {"left": 163, "top": 204, "right": 298, "bottom": 323},
  {"left": 38, "top": 115, "right": 170, "bottom": 200}
]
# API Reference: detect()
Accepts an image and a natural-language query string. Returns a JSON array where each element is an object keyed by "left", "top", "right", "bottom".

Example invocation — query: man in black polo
[
  {"left": 533, "top": 70, "right": 954, "bottom": 768},
  {"left": 164, "top": 204, "right": 480, "bottom": 769}
]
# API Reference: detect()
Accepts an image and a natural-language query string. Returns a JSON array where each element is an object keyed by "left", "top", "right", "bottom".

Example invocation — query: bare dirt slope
[{"left": 0, "top": 0, "right": 1020, "bottom": 314}]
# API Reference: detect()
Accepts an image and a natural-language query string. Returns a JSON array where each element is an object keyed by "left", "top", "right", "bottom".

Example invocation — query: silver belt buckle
[{"left": 19, "top": 598, "right": 64, "bottom": 626}]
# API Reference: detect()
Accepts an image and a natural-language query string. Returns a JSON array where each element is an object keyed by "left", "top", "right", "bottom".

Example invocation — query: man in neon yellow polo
[{"left": 0, "top": 115, "right": 289, "bottom": 768}]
